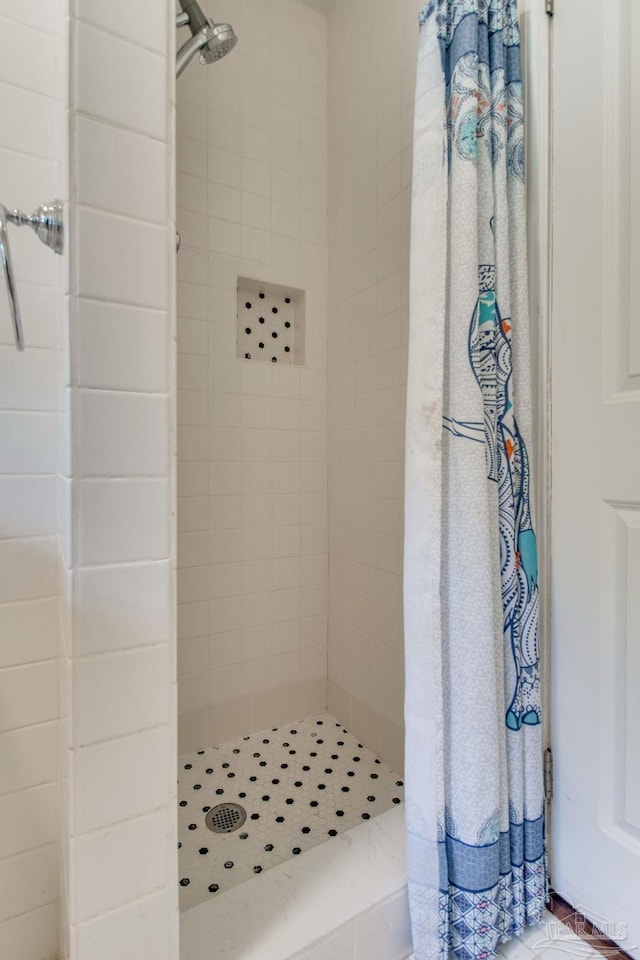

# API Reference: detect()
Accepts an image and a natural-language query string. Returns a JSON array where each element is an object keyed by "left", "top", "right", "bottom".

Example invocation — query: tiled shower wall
[
  {"left": 176, "top": 0, "right": 329, "bottom": 754},
  {"left": 61, "top": 2, "right": 178, "bottom": 958},
  {"left": 0, "top": 3, "right": 67, "bottom": 956},
  {"left": 326, "top": 0, "right": 423, "bottom": 776}
]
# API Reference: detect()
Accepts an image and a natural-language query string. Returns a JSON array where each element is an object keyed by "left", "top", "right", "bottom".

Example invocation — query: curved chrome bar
[
  {"left": 0, "top": 199, "right": 63, "bottom": 351},
  {"left": 176, "top": 29, "right": 210, "bottom": 78},
  {"left": 0, "top": 203, "right": 25, "bottom": 352}
]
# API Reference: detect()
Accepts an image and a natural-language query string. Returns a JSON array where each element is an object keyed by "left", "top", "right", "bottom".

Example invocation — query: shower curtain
[{"left": 404, "top": 3, "right": 547, "bottom": 960}]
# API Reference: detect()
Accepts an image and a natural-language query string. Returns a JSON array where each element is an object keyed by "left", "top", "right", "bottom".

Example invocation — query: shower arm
[
  {"left": 176, "top": 12, "right": 190, "bottom": 28},
  {"left": 176, "top": 28, "right": 212, "bottom": 78}
]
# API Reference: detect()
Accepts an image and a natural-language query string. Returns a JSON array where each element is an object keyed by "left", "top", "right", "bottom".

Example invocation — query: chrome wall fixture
[
  {"left": 175, "top": 0, "right": 237, "bottom": 78},
  {"left": 0, "top": 199, "right": 64, "bottom": 351}
]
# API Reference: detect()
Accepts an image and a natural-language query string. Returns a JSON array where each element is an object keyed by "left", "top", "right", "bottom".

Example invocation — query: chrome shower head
[
  {"left": 176, "top": 1, "right": 237, "bottom": 77},
  {"left": 199, "top": 21, "right": 238, "bottom": 64}
]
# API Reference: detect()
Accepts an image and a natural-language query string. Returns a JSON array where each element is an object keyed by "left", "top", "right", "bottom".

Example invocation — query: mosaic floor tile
[{"left": 178, "top": 712, "right": 404, "bottom": 910}]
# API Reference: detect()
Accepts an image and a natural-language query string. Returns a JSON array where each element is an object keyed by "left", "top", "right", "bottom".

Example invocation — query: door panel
[{"left": 552, "top": 0, "right": 640, "bottom": 952}]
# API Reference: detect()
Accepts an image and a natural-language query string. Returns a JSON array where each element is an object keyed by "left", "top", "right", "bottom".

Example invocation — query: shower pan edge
[{"left": 180, "top": 804, "right": 409, "bottom": 960}]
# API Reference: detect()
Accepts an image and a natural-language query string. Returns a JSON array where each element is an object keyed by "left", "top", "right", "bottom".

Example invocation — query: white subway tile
[
  {"left": 76, "top": 116, "right": 168, "bottom": 224},
  {"left": 76, "top": 207, "right": 168, "bottom": 309},
  {"left": 0, "top": 843, "right": 58, "bottom": 924},
  {"left": 75, "top": 22, "right": 166, "bottom": 140},
  {"left": 0, "top": 82, "right": 56, "bottom": 159},
  {"left": 73, "top": 644, "right": 169, "bottom": 746},
  {"left": 77, "top": 479, "right": 169, "bottom": 564},
  {"left": 73, "top": 888, "right": 177, "bottom": 960},
  {"left": 0, "top": 276, "right": 57, "bottom": 351},
  {"left": 76, "top": 299, "right": 169, "bottom": 393},
  {"left": 72, "top": 809, "right": 168, "bottom": 923},
  {"left": 0, "top": 412, "right": 56, "bottom": 474},
  {"left": 0, "top": 537, "right": 57, "bottom": 604},
  {"left": 77, "top": 390, "right": 168, "bottom": 477},
  {"left": 0, "top": 721, "right": 57, "bottom": 796},
  {"left": 0, "top": 782, "right": 57, "bottom": 860},
  {"left": 0, "top": 1, "right": 57, "bottom": 34},
  {"left": 74, "top": 560, "right": 170, "bottom": 656},
  {"left": 73, "top": 726, "right": 170, "bottom": 834},
  {"left": 0, "top": 902, "right": 58, "bottom": 960},
  {"left": 0, "top": 597, "right": 57, "bottom": 668},
  {"left": 0, "top": 477, "right": 56, "bottom": 539},
  {"left": 76, "top": 0, "right": 168, "bottom": 54},
  {"left": 0, "top": 660, "right": 58, "bottom": 734}
]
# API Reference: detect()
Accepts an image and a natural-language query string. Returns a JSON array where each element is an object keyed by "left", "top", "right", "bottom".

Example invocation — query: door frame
[{"left": 520, "top": 0, "right": 555, "bottom": 870}]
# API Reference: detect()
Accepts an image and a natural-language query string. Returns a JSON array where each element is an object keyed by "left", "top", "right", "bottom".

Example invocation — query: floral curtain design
[{"left": 404, "top": 3, "right": 547, "bottom": 959}]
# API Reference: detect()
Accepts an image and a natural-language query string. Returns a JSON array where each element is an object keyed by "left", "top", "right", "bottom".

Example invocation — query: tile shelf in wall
[{"left": 237, "top": 277, "right": 306, "bottom": 366}]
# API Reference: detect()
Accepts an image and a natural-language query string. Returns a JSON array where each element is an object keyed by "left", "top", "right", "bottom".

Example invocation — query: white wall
[
  {"left": 176, "top": 0, "right": 329, "bottom": 753},
  {"left": 326, "top": 0, "right": 422, "bottom": 776},
  {"left": 60, "top": 2, "right": 179, "bottom": 957},
  {"left": 1, "top": 3, "right": 181, "bottom": 955},
  {"left": 0, "top": 2, "right": 68, "bottom": 956}
]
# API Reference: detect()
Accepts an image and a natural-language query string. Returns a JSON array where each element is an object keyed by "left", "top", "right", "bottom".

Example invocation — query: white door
[{"left": 552, "top": 0, "right": 640, "bottom": 952}]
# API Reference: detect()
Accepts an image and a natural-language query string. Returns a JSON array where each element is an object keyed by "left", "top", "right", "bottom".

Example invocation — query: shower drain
[{"left": 205, "top": 802, "right": 247, "bottom": 834}]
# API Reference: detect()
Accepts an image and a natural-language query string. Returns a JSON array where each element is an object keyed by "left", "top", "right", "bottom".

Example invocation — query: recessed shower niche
[{"left": 237, "top": 278, "right": 305, "bottom": 365}]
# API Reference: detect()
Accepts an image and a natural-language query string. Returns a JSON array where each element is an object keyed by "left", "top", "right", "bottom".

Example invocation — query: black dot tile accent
[
  {"left": 177, "top": 712, "right": 404, "bottom": 909},
  {"left": 238, "top": 286, "right": 296, "bottom": 364}
]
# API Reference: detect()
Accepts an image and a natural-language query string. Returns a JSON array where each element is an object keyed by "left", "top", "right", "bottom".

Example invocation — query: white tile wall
[
  {"left": 177, "top": 0, "right": 329, "bottom": 752},
  {"left": 60, "top": 1, "right": 179, "bottom": 958},
  {"left": 0, "top": 3, "right": 67, "bottom": 957},
  {"left": 326, "top": 0, "right": 423, "bottom": 775}
]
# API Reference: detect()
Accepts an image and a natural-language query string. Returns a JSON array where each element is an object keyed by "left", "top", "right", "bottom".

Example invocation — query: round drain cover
[{"left": 205, "top": 802, "right": 247, "bottom": 834}]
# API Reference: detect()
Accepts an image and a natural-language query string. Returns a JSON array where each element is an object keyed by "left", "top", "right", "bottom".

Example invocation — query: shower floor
[{"left": 177, "top": 712, "right": 404, "bottom": 911}]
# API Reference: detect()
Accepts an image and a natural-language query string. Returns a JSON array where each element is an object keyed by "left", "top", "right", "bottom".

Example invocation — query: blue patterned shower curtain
[{"left": 404, "top": 3, "right": 547, "bottom": 959}]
